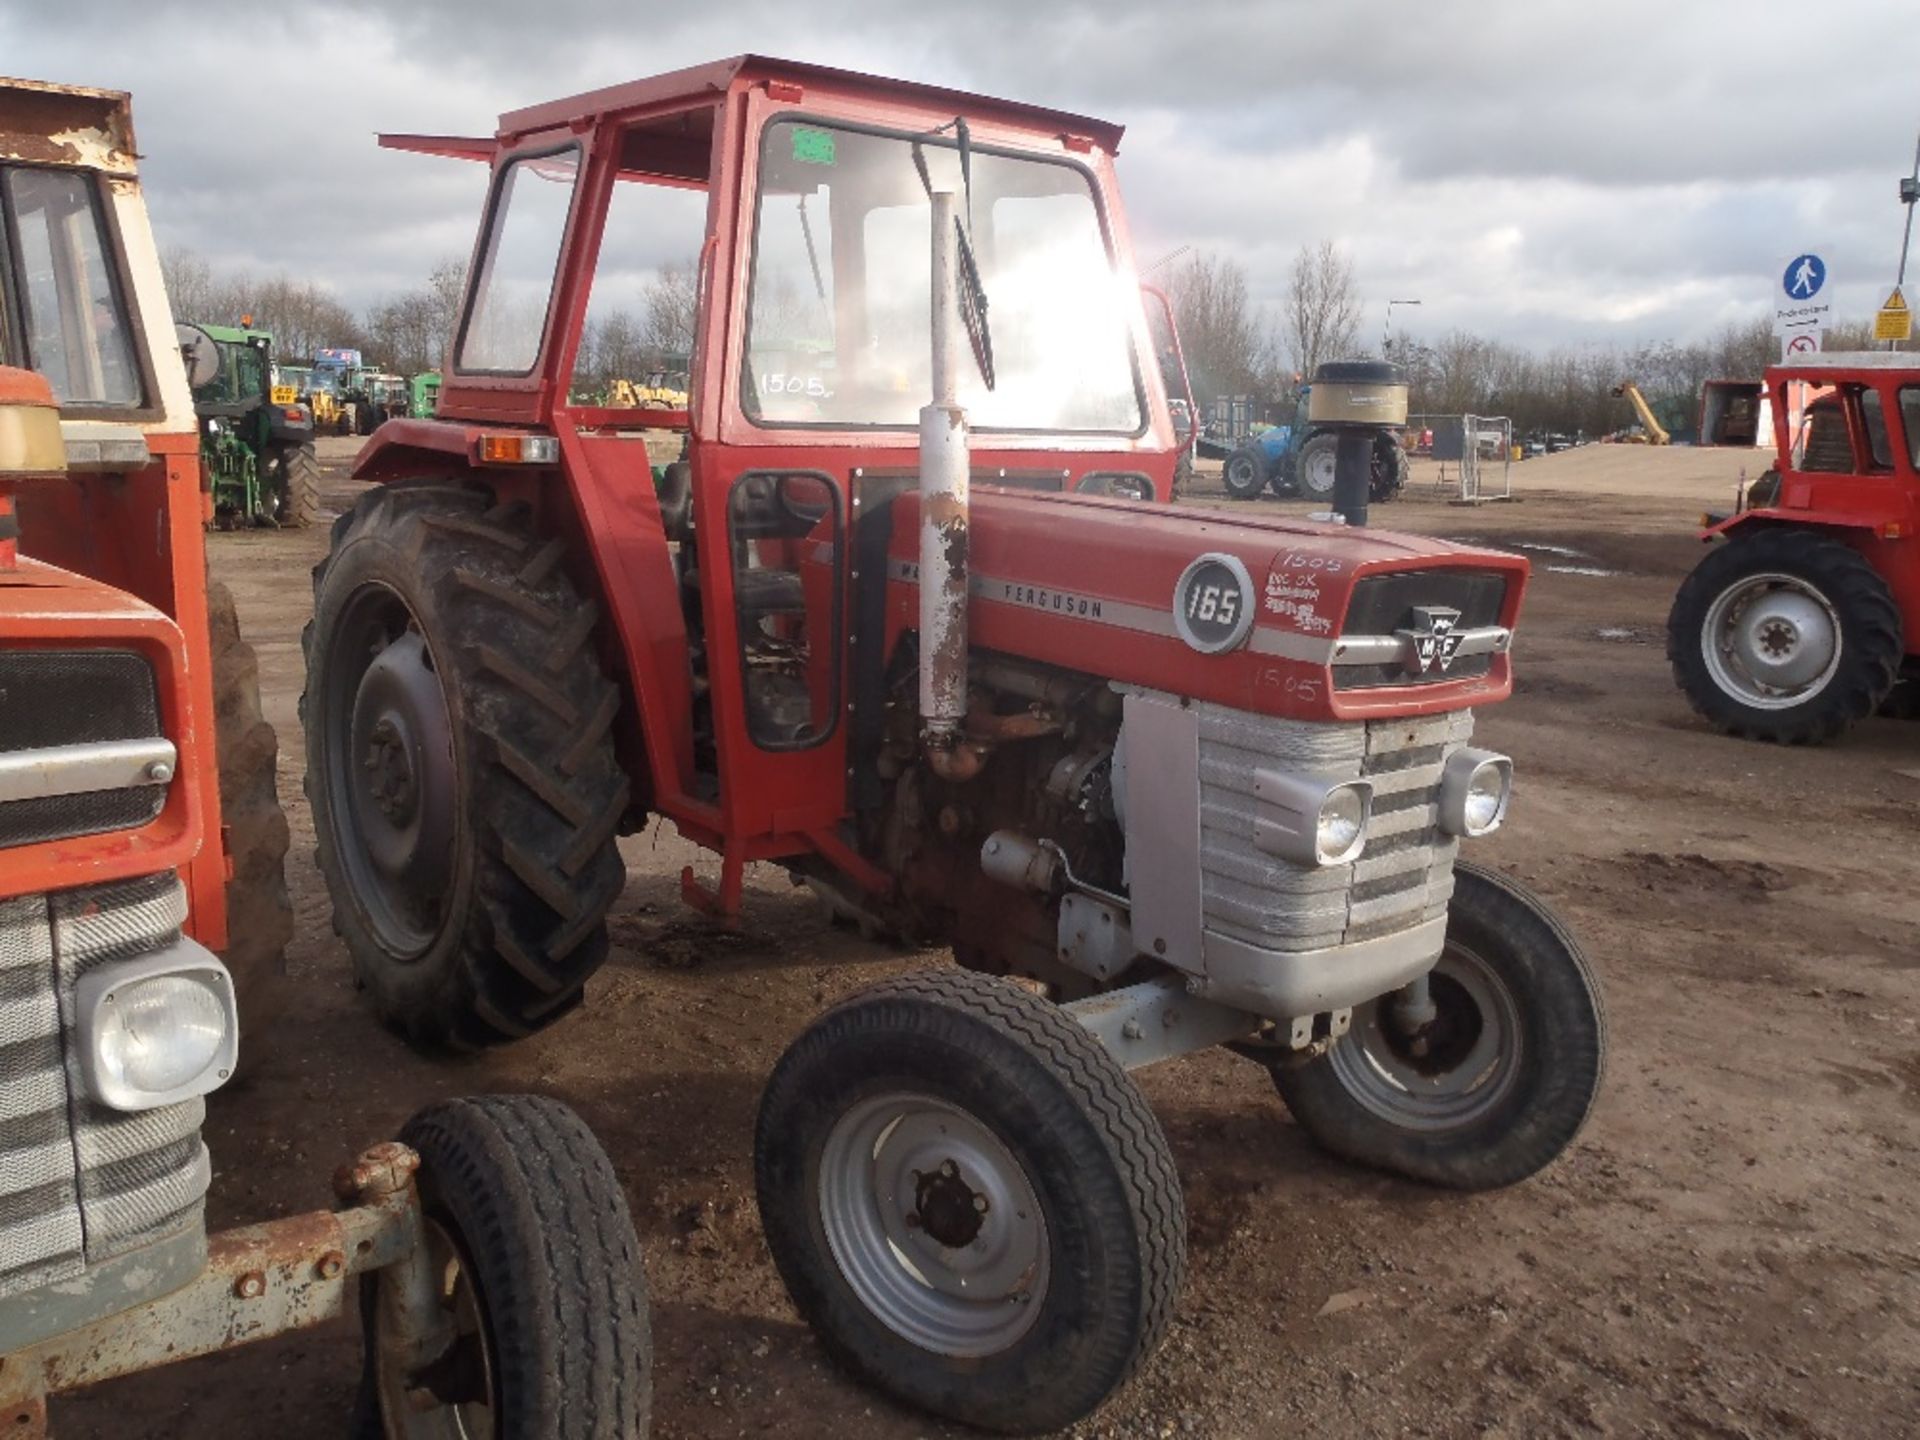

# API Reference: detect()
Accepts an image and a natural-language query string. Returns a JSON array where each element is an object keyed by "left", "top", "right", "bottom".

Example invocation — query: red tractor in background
[
  {"left": 1670, "top": 352, "right": 1919, "bottom": 743},
  {"left": 0, "top": 78, "right": 649, "bottom": 1436},
  {"left": 307, "top": 56, "right": 1605, "bottom": 1434}
]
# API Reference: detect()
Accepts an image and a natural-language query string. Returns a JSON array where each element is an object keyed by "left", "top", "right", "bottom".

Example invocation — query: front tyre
[
  {"left": 1297, "top": 432, "right": 1340, "bottom": 500},
  {"left": 755, "top": 970, "right": 1186, "bottom": 1435},
  {"left": 301, "top": 484, "right": 630, "bottom": 1051},
  {"left": 1221, "top": 445, "right": 1266, "bottom": 500},
  {"left": 355, "top": 1095, "right": 652, "bottom": 1438},
  {"left": 1271, "top": 862, "right": 1605, "bottom": 1191},
  {"left": 1667, "top": 527, "right": 1901, "bottom": 744}
]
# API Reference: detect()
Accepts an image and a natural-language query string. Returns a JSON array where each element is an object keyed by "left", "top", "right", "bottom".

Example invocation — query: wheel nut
[
  {"left": 316, "top": 1251, "right": 346, "bottom": 1280},
  {"left": 234, "top": 1270, "right": 267, "bottom": 1299}
]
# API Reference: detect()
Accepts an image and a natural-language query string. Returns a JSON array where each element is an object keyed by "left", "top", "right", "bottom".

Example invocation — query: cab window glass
[
  {"left": 1859, "top": 386, "right": 1892, "bottom": 470},
  {"left": 1900, "top": 386, "right": 1920, "bottom": 468},
  {"left": 1, "top": 167, "right": 141, "bottom": 407},
  {"left": 459, "top": 149, "right": 579, "bottom": 373},
  {"left": 569, "top": 168, "right": 705, "bottom": 405}
]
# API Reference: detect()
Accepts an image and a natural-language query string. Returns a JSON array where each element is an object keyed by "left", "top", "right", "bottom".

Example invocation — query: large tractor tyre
[
  {"left": 1667, "top": 527, "right": 1902, "bottom": 745},
  {"left": 354, "top": 1095, "right": 652, "bottom": 1438},
  {"left": 1370, "top": 434, "right": 1409, "bottom": 502},
  {"left": 206, "top": 579, "right": 294, "bottom": 1067},
  {"left": 1271, "top": 862, "right": 1605, "bottom": 1191},
  {"left": 1297, "top": 432, "right": 1340, "bottom": 500},
  {"left": 1221, "top": 445, "right": 1266, "bottom": 500},
  {"left": 1170, "top": 449, "right": 1195, "bottom": 502},
  {"left": 756, "top": 969, "right": 1186, "bottom": 1435},
  {"left": 301, "top": 483, "right": 630, "bottom": 1052},
  {"left": 271, "top": 443, "right": 323, "bottom": 529}
]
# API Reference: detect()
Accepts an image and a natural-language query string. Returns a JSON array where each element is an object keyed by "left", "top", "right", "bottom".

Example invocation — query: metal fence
[{"left": 1413, "top": 413, "right": 1514, "bottom": 503}]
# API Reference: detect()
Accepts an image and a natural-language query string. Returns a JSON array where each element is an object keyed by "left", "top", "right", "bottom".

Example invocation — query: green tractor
[{"left": 177, "top": 322, "right": 321, "bottom": 527}]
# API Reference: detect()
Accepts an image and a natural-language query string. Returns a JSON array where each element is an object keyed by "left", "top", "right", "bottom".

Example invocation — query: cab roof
[
  {"left": 487, "top": 55, "right": 1125, "bottom": 153},
  {"left": 0, "top": 76, "right": 138, "bottom": 175}
]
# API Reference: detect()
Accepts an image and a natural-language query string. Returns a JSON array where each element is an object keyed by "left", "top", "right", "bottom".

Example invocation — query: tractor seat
[
  {"left": 732, "top": 567, "right": 806, "bottom": 618},
  {"left": 1800, "top": 399, "right": 1854, "bottom": 474},
  {"left": 654, "top": 461, "right": 693, "bottom": 542}
]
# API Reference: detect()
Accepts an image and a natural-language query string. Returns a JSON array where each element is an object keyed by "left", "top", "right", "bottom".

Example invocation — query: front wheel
[
  {"left": 1221, "top": 445, "right": 1266, "bottom": 500},
  {"left": 355, "top": 1095, "right": 651, "bottom": 1438},
  {"left": 1297, "top": 432, "right": 1339, "bottom": 500},
  {"left": 755, "top": 970, "right": 1186, "bottom": 1434},
  {"left": 1271, "top": 862, "right": 1605, "bottom": 1191},
  {"left": 1668, "top": 528, "right": 1902, "bottom": 744}
]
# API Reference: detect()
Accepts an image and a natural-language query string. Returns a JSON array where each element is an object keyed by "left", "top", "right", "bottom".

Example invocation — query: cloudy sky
[{"left": 7, "top": 0, "right": 1915, "bottom": 352}]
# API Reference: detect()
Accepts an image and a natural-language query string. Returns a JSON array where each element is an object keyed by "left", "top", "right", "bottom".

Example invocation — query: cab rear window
[{"left": 0, "top": 166, "right": 143, "bottom": 408}]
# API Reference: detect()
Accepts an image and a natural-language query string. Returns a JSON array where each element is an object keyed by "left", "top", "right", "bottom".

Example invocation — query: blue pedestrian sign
[
  {"left": 1783, "top": 254, "right": 1826, "bottom": 300},
  {"left": 1774, "top": 249, "right": 1834, "bottom": 336}
]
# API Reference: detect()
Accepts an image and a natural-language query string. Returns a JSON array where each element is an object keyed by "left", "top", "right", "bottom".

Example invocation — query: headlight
[
  {"left": 1439, "top": 749, "right": 1513, "bottom": 837},
  {"left": 1253, "top": 769, "right": 1373, "bottom": 867},
  {"left": 76, "top": 940, "right": 239, "bottom": 1111}
]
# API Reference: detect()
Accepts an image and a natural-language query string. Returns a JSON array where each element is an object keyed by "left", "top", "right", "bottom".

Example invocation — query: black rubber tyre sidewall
[
  {"left": 1222, "top": 446, "right": 1266, "bottom": 500},
  {"left": 1667, "top": 527, "right": 1903, "bottom": 744},
  {"left": 1272, "top": 862, "right": 1606, "bottom": 1191},
  {"left": 756, "top": 972, "right": 1184, "bottom": 1435},
  {"left": 354, "top": 1094, "right": 652, "bottom": 1439}
]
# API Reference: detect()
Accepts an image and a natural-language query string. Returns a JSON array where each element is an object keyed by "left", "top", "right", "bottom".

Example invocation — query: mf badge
[{"left": 1401, "top": 606, "right": 1464, "bottom": 674}]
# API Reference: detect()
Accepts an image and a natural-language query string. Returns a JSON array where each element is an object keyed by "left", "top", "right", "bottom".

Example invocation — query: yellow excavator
[{"left": 1610, "top": 381, "right": 1671, "bottom": 445}]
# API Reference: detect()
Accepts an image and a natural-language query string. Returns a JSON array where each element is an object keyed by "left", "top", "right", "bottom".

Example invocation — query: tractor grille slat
[
  {"left": 1195, "top": 705, "right": 1471, "bottom": 954},
  {"left": 0, "top": 876, "right": 211, "bottom": 1301},
  {"left": 0, "top": 651, "right": 167, "bottom": 848}
]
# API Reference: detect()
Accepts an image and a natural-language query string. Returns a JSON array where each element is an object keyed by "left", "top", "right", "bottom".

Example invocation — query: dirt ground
[{"left": 55, "top": 439, "right": 1920, "bottom": 1439}]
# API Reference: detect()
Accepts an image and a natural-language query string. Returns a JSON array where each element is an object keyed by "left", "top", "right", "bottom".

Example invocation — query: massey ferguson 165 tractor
[
  {"left": 307, "top": 57, "right": 1605, "bottom": 1434},
  {"left": 1670, "top": 352, "right": 1919, "bottom": 743},
  {"left": 0, "top": 79, "right": 649, "bottom": 1436}
]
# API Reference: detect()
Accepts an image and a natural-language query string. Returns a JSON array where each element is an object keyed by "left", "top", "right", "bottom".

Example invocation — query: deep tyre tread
[
  {"left": 1221, "top": 445, "right": 1266, "bottom": 500},
  {"left": 1371, "top": 435, "right": 1409, "bottom": 501},
  {"left": 206, "top": 579, "right": 293, "bottom": 1068},
  {"left": 1272, "top": 862, "right": 1607, "bottom": 1191},
  {"left": 755, "top": 969, "right": 1186, "bottom": 1435},
  {"left": 275, "top": 443, "right": 322, "bottom": 529},
  {"left": 301, "top": 483, "right": 629, "bottom": 1051},
  {"left": 1667, "top": 527, "right": 1902, "bottom": 744},
  {"left": 353, "top": 1094, "right": 652, "bottom": 1438}
]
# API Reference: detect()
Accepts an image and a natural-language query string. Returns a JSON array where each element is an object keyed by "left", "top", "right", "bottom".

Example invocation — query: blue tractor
[{"left": 1221, "top": 385, "right": 1409, "bottom": 503}]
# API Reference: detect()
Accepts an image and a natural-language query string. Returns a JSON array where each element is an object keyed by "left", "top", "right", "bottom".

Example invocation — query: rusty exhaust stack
[{"left": 920, "top": 190, "right": 973, "bottom": 776}]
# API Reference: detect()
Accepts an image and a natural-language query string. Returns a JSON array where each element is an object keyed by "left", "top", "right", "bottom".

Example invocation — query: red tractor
[
  {"left": 1670, "top": 353, "right": 1918, "bottom": 743},
  {"left": 307, "top": 56, "right": 1604, "bottom": 1434},
  {"left": 0, "top": 79, "right": 650, "bottom": 1436}
]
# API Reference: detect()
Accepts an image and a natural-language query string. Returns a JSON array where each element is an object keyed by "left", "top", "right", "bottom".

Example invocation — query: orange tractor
[
  {"left": 1671, "top": 352, "right": 1919, "bottom": 743},
  {"left": 308, "top": 57, "right": 1605, "bottom": 1433},
  {"left": 0, "top": 79, "right": 649, "bottom": 1436}
]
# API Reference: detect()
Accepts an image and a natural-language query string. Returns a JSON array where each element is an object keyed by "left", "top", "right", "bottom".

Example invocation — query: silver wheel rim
[
  {"left": 819, "top": 1091, "right": 1049, "bottom": 1358},
  {"left": 376, "top": 1218, "right": 497, "bottom": 1438},
  {"left": 1700, "top": 570, "right": 1842, "bottom": 710},
  {"left": 1329, "top": 942, "right": 1522, "bottom": 1131},
  {"left": 1302, "top": 445, "right": 1337, "bottom": 497}
]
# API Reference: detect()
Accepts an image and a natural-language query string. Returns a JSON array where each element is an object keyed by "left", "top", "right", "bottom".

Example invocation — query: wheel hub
[
  {"left": 912, "top": 1159, "right": 989, "bottom": 1249},
  {"left": 365, "top": 716, "right": 419, "bottom": 824},
  {"left": 1702, "top": 571, "right": 1843, "bottom": 707}
]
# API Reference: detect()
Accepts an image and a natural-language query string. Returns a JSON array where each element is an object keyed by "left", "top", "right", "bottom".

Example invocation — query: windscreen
[{"left": 744, "top": 119, "right": 1141, "bottom": 433}]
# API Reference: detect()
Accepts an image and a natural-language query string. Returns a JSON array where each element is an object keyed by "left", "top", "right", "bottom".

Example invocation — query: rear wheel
[
  {"left": 1271, "top": 863, "right": 1605, "bottom": 1191},
  {"left": 756, "top": 969, "right": 1185, "bottom": 1434},
  {"left": 1370, "top": 434, "right": 1409, "bottom": 501},
  {"left": 1297, "top": 432, "right": 1339, "bottom": 500},
  {"left": 354, "top": 1095, "right": 651, "bottom": 1438},
  {"left": 1668, "top": 527, "right": 1902, "bottom": 744},
  {"left": 301, "top": 483, "right": 629, "bottom": 1051},
  {"left": 270, "top": 443, "right": 322, "bottom": 529},
  {"left": 1221, "top": 446, "right": 1266, "bottom": 500}
]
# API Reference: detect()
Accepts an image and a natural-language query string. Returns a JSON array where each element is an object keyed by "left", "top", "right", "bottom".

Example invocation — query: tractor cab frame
[{"left": 362, "top": 54, "right": 1190, "bottom": 913}]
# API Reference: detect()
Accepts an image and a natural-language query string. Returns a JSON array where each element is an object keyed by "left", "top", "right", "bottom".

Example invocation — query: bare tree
[
  {"left": 366, "top": 257, "right": 468, "bottom": 374},
  {"left": 642, "top": 260, "right": 698, "bottom": 361},
  {"left": 160, "top": 246, "right": 362, "bottom": 361},
  {"left": 1284, "top": 240, "right": 1362, "bottom": 378},
  {"left": 1166, "top": 251, "right": 1272, "bottom": 409}
]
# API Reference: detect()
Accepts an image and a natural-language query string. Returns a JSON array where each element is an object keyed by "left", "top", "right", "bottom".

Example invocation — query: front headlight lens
[
  {"left": 1439, "top": 749, "right": 1513, "bottom": 837},
  {"left": 1316, "top": 784, "right": 1370, "bottom": 865},
  {"left": 97, "top": 974, "right": 229, "bottom": 1095}
]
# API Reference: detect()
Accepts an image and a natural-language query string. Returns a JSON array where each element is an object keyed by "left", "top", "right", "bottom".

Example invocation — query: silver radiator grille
[
  {"left": 0, "top": 876, "right": 210, "bottom": 1302},
  {"left": 1197, "top": 705, "right": 1473, "bottom": 953}
]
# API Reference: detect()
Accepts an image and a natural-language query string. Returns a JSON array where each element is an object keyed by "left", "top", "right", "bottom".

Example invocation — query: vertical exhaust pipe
[{"left": 920, "top": 191, "right": 972, "bottom": 767}]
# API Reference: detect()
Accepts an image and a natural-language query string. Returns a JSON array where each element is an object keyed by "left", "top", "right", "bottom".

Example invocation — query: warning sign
[
  {"left": 1781, "top": 329, "right": 1824, "bottom": 361},
  {"left": 1875, "top": 286, "right": 1912, "bottom": 343}
]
